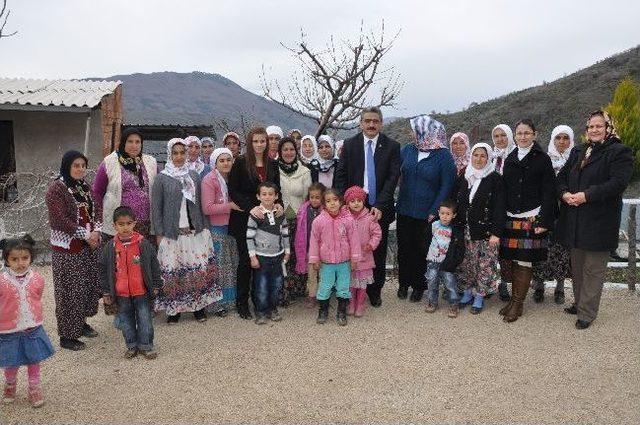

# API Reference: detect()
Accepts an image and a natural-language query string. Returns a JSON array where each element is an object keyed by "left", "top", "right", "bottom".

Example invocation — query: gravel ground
[{"left": 1, "top": 267, "right": 639, "bottom": 425}]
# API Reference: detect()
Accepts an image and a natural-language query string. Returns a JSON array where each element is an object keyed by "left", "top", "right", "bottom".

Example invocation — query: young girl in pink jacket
[
  {"left": 344, "top": 186, "right": 382, "bottom": 317},
  {"left": 0, "top": 235, "right": 54, "bottom": 408},
  {"left": 308, "top": 188, "right": 361, "bottom": 326}
]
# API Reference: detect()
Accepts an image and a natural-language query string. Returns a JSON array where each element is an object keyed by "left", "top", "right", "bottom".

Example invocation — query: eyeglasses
[{"left": 515, "top": 131, "right": 534, "bottom": 137}]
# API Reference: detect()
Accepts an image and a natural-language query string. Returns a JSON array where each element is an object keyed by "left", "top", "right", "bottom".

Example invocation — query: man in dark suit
[{"left": 333, "top": 107, "right": 401, "bottom": 307}]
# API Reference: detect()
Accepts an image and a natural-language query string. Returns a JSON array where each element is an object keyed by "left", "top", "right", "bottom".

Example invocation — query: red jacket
[{"left": 0, "top": 269, "right": 45, "bottom": 333}]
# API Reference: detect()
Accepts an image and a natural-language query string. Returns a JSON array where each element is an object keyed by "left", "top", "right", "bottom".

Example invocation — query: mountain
[
  {"left": 384, "top": 46, "right": 640, "bottom": 146},
  {"left": 91, "top": 71, "right": 317, "bottom": 135}
]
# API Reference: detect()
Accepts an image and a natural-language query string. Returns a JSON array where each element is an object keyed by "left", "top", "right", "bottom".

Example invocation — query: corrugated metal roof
[{"left": 0, "top": 78, "right": 121, "bottom": 109}]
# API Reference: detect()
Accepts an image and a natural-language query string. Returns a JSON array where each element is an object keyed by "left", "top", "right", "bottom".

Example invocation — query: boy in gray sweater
[{"left": 247, "top": 182, "right": 290, "bottom": 324}]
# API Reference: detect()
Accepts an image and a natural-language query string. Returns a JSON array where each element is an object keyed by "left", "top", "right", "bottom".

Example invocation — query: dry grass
[{"left": 1, "top": 266, "right": 639, "bottom": 425}]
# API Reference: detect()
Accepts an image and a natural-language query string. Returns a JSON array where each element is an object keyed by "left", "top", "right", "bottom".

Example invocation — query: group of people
[{"left": 0, "top": 106, "right": 633, "bottom": 408}]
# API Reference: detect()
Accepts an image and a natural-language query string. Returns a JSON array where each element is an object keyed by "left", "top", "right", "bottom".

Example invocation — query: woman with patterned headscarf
[
  {"left": 531, "top": 125, "right": 575, "bottom": 305},
  {"left": 152, "top": 138, "right": 221, "bottom": 324},
  {"left": 185, "top": 135, "right": 212, "bottom": 178},
  {"left": 449, "top": 132, "right": 471, "bottom": 176},
  {"left": 557, "top": 110, "right": 633, "bottom": 329},
  {"left": 93, "top": 128, "right": 158, "bottom": 241},
  {"left": 395, "top": 115, "right": 456, "bottom": 302},
  {"left": 316, "top": 135, "right": 338, "bottom": 188}
]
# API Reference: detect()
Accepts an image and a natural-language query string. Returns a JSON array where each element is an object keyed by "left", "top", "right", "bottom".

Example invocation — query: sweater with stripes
[{"left": 246, "top": 208, "right": 290, "bottom": 257}]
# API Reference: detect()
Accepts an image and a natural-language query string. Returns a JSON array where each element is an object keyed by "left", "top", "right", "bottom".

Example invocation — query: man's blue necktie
[{"left": 366, "top": 140, "right": 377, "bottom": 206}]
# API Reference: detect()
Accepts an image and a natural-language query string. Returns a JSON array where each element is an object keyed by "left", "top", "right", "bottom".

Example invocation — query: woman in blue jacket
[{"left": 395, "top": 115, "right": 456, "bottom": 302}]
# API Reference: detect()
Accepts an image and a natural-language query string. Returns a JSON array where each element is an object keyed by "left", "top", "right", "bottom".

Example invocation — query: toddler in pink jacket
[
  {"left": 344, "top": 186, "right": 382, "bottom": 317},
  {"left": 308, "top": 188, "right": 361, "bottom": 326}
]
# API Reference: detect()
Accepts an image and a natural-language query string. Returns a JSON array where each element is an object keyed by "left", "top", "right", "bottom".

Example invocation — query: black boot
[
  {"left": 316, "top": 299, "right": 329, "bottom": 324},
  {"left": 82, "top": 323, "right": 98, "bottom": 338},
  {"left": 409, "top": 288, "right": 424, "bottom": 302},
  {"left": 237, "top": 303, "right": 253, "bottom": 320},
  {"left": 60, "top": 337, "right": 86, "bottom": 351},
  {"left": 336, "top": 298, "right": 348, "bottom": 326},
  {"left": 533, "top": 288, "right": 544, "bottom": 303},
  {"left": 397, "top": 286, "right": 409, "bottom": 300},
  {"left": 498, "top": 281, "right": 511, "bottom": 302}
]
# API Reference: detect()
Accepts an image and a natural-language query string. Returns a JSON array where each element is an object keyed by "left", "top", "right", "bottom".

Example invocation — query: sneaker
[
  {"left": 82, "top": 324, "right": 98, "bottom": 338},
  {"left": 140, "top": 349, "right": 158, "bottom": 360},
  {"left": 2, "top": 382, "right": 16, "bottom": 404},
  {"left": 270, "top": 310, "right": 282, "bottom": 322},
  {"left": 28, "top": 386, "right": 45, "bottom": 408},
  {"left": 124, "top": 348, "right": 138, "bottom": 359},
  {"left": 447, "top": 305, "right": 459, "bottom": 318},
  {"left": 255, "top": 315, "right": 267, "bottom": 325},
  {"left": 425, "top": 303, "right": 437, "bottom": 313}
]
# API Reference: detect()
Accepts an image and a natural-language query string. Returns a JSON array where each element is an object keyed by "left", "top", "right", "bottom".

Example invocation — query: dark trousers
[
  {"left": 253, "top": 255, "right": 284, "bottom": 316},
  {"left": 367, "top": 220, "right": 390, "bottom": 300},
  {"left": 116, "top": 295, "right": 154, "bottom": 351},
  {"left": 231, "top": 222, "right": 252, "bottom": 310},
  {"left": 396, "top": 214, "right": 430, "bottom": 290}
]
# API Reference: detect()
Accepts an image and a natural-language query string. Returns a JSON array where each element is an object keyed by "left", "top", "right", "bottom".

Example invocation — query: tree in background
[
  {"left": 261, "top": 21, "right": 403, "bottom": 139},
  {"left": 0, "top": 0, "right": 17, "bottom": 39},
  {"left": 606, "top": 77, "right": 640, "bottom": 177}
]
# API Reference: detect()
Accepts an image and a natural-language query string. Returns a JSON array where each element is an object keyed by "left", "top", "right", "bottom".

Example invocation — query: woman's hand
[
  {"left": 561, "top": 192, "right": 573, "bottom": 204},
  {"left": 534, "top": 227, "right": 547, "bottom": 234},
  {"left": 250, "top": 206, "right": 264, "bottom": 219},
  {"left": 102, "top": 294, "right": 113, "bottom": 305},
  {"left": 156, "top": 235, "right": 164, "bottom": 245},
  {"left": 229, "top": 202, "right": 243, "bottom": 212},
  {"left": 250, "top": 256, "right": 260, "bottom": 269},
  {"left": 274, "top": 204, "right": 284, "bottom": 217},
  {"left": 370, "top": 207, "right": 382, "bottom": 222},
  {"left": 87, "top": 231, "right": 101, "bottom": 249},
  {"left": 488, "top": 235, "right": 500, "bottom": 247},
  {"left": 283, "top": 253, "right": 290, "bottom": 264},
  {"left": 572, "top": 192, "right": 587, "bottom": 206},
  {"left": 428, "top": 214, "right": 436, "bottom": 222}
]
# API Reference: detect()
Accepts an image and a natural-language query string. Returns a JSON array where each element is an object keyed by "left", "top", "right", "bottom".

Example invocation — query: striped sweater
[{"left": 246, "top": 208, "right": 290, "bottom": 257}]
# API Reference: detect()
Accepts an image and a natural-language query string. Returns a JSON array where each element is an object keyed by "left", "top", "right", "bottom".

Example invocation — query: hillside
[
  {"left": 91, "top": 71, "right": 317, "bottom": 135},
  {"left": 385, "top": 46, "right": 640, "bottom": 146}
]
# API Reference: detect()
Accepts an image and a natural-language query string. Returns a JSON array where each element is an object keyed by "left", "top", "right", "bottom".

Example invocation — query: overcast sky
[{"left": 1, "top": 0, "right": 639, "bottom": 117}]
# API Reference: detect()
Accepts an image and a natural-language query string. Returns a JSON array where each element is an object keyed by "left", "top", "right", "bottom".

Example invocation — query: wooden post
[{"left": 627, "top": 204, "right": 637, "bottom": 291}]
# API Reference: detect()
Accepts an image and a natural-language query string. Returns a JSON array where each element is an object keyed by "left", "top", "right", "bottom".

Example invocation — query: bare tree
[
  {"left": 0, "top": 0, "right": 17, "bottom": 39},
  {"left": 261, "top": 21, "right": 403, "bottom": 138},
  {"left": 211, "top": 106, "right": 260, "bottom": 146}
]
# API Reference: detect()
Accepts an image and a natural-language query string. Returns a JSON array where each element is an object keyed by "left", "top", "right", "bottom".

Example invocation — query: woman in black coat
[
  {"left": 499, "top": 119, "right": 556, "bottom": 323},
  {"left": 228, "top": 127, "right": 281, "bottom": 319},
  {"left": 556, "top": 110, "right": 633, "bottom": 329},
  {"left": 451, "top": 143, "right": 506, "bottom": 314}
]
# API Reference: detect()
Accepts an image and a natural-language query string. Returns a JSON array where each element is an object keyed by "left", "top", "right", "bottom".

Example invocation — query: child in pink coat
[
  {"left": 308, "top": 188, "right": 361, "bottom": 326},
  {"left": 344, "top": 186, "right": 382, "bottom": 317},
  {"left": 0, "top": 235, "right": 54, "bottom": 408}
]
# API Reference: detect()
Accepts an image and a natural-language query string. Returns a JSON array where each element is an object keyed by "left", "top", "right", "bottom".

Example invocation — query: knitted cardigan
[{"left": 46, "top": 180, "right": 100, "bottom": 249}]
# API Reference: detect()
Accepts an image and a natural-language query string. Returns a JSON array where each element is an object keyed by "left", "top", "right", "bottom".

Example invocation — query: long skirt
[
  {"left": 154, "top": 230, "right": 221, "bottom": 316},
  {"left": 282, "top": 217, "right": 307, "bottom": 302},
  {"left": 533, "top": 237, "right": 571, "bottom": 283},
  {"left": 207, "top": 225, "right": 238, "bottom": 313},
  {"left": 457, "top": 231, "right": 500, "bottom": 297},
  {"left": 51, "top": 246, "right": 100, "bottom": 339},
  {"left": 500, "top": 215, "right": 548, "bottom": 263}
]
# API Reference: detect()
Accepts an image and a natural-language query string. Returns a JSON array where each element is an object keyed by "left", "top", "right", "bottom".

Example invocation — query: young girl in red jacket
[
  {"left": 0, "top": 235, "right": 54, "bottom": 408},
  {"left": 344, "top": 186, "right": 382, "bottom": 317},
  {"left": 308, "top": 188, "right": 361, "bottom": 326}
]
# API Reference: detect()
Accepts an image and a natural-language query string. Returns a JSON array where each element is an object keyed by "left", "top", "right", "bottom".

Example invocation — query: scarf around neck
[{"left": 161, "top": 138, "right": 196, "bottom": 203}]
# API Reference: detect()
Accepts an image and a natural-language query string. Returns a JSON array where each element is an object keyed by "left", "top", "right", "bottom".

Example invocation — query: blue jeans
[
  {"left": 425, "top": 261, "right": 459, "bottom": 306},
  {"left": 317, "top": 262, "right": 351, "bottom": 300},
  {"left": 252, "top": 255, "right": 284, "bottom": 316},
  {"left": 116, "top": 295, "right": 154, "bottom": 351}
]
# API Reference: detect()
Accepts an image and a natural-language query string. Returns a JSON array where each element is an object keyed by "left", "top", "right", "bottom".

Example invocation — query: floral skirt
[
  {"left": 155, "top": 230, "right": 222, "bottom": 315},
  {"left": 207, "top": 225, "right": 238, "bottom": 313},
  {"left": 533, "top": 237, "right": 571, "bottom": 283},
  {"left": 350, "top": 269, "right": 373, "bottom": 289},
  {"left": 457, "top": 230, "right": 500, "bottom": 297}
]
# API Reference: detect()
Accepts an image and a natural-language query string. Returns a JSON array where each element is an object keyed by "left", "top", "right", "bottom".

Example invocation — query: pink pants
[{"left": 4, "top": 363, "right": 40, "bottom": 388}]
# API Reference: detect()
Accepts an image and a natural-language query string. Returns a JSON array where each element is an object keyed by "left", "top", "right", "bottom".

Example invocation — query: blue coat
[{"left": 396, "top": 144, "right": 456, "bottom": 219}]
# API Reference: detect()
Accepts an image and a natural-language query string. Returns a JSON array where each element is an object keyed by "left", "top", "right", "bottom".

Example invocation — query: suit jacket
[{"left": 333, "top": 132, "right": 401, "bottom": 224}]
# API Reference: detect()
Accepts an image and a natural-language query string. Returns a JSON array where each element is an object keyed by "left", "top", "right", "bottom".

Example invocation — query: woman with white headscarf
[
  {"left": 451, "top": 143, "right": 506, "bottom": 315},
  {"left": 491, "top": 123, "right": 516, "bottom": 302},
  {"left": 299, "top": 135, "right": 320, "bottom": 182},
  {"left": 152, "top": 138, "right": 221, "bottom": 324},
  {"left": 316, "top": 135, "right": 337, "bottom": 188},
  {"left": 201, "top": 148, "right": 241, "bottom": 317},
  {"left": 529, "top": 125, "right": 575, "bottom": 304},
  {"left": 395, "top": 115, "right": 457, "bottom": 302},
  {"left": 184, "top": 135, "right": 212, "bottom": 178},
  {"left": 449, "top": 132, "right": 471, "bottom": 177}
]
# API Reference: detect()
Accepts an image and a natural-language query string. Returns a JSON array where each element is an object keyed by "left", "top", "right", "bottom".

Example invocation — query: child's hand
[
  {"left": 312, "top": 262, "right": 320, "bottom": 271},
  {"left": 103, "top": 294, "right": 113, "bottom": 305},
  {"left": 152, "top": 288, "right": 160, "bottom": 297},
  {"left": 488, "top": 235, "right": 500, "bottom": 247},
  {"left": 363, "top": 243, "right": 373, "bottom": 252},
  {"left": 350, "top": 260, "right": 358, "bottom": 270},
  {"left": 156, "top": 235, "right": 164, "bottom": 245},
  {"left": 283, "top": 253, "right": 290, "bottom": 264},
  {"left": 250, "top": 256, "right": 260, "bottom": 269}
]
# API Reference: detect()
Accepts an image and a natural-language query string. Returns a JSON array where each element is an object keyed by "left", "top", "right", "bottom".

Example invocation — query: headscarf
[
  {"left": 582, "top": 110, "right": 619, "bottom": 168},
  {"left": 334, "top": 139, "right": 344, "bottom": 159},
  {"left": 410, "top": 115, "right": 447, "bottom": 151},
  {"left": 548, "top": 125, "right": 575, "bottom": 174},
  {"left": 464, "top": 143, "right": 495, "bottom": 202},
  {"left": 161, "top": 138, "right": 196, "bottom": 203},
  {"left": 317, "top": 135, "right": 337, "bottom": 172},
  {"left": 277, "top": 137, "right": 300, "bottom": 175},
  {"left": 449, "top": 132, "right": 471, "bottom": 174},
  {"left": 222, "top": 131, "right": 242, "bottom": 155},
  {"left": 288, "top": 129, "right": 301, "bottom": 137},
  {"left": 299, "top": 135, "right": 319, "bottom": 164},
  {"left": 266, "top": 125, "right": 284, "bottom": 139},
  {"left": 201, "top": 137, "right": 216, "bottom": 164},
  {"left": 184, "top": 135, "right": 205, "bottom": 174},
  {"left": 344, "top": 185, "right": 367, "bottom": 204},
  {"left": 58, "top": 150, "right": 94, "bottom": 217},
  {"left": 117, "top": 128, "right": 145, "bottom": 186},
  {"left": 209, "top": 147, "right": 233, "bottom": 204},
  {"left": 491, "top": 124, "right": 515, "bottom": 173}
]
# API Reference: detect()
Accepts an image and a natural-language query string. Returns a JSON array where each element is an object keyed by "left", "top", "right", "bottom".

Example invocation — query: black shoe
[
  {"left": 470, "top": 306, "right": 482, "bottom": 315},
  {"left": 166, "top": 313, "right": 181, "bottom": 324},
  {"left": 336, "top": 298, "right": 348, "bottom": 326},
  {"left": 533, "top": 288, "right": 544, "bottom": 304},
  {"left": 575, "top": 319, "right": 591, "bottom": 330},
  {"left": 554, "top": 291, "right": 565, "bottom": 305},
  {"left": 564, "top": 305, "right": 577, "bottom": 315},
  {"left": 498, "top": 282, "right": 511, "bottom": 302},
  {"left": 193, "top": 309, "right": 207, "bottom": 322},
  {"left": 409, "top": 288, "right": 424, "bottom": 303},
  {"left": 484, "top": 293, "right": 493, "bottom": 300},
  {"left": 82, "top": 324, "right": 98, "bottom": 338},
  {"left": 60, "top": 337, "right": 86, "bottom": 351},
  {"left": 317, "top": 300, "right": 330, "bottom": 324},
  {"left": 369, "top": 295, "right": 382, "bottom": 308},
  {"left": 397, "top": 286, "right": 408, "bottom": 300},
  {"left": 237, "top": 304, "right": 253, "bottom": 320},
  {"left": 213, "top": 308, "right": 228, "bottom": 318}
]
